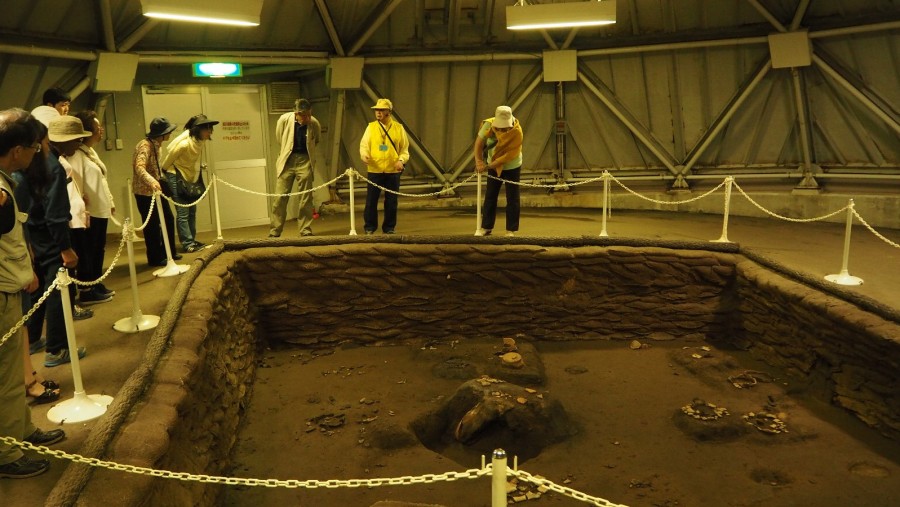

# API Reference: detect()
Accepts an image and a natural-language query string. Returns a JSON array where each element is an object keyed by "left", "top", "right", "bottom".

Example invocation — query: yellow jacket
[
  {"left": 160, "top": 129, "right": 203, "bottom": 182},
  {"left": 359, "top": 120, "right": 409, "bottom": 173}
]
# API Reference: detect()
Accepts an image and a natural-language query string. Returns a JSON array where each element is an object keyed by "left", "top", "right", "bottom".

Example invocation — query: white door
[{"left": 141, "top": 85, "right": 270, "bottom": 233}]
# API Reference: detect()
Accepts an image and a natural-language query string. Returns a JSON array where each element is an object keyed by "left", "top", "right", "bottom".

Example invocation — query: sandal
[
  {"left": 26, "top": 379, "right": 60, "bottom": 405},
  {"left": 33, "top": 371, "right": 60, "bottom": 390}
]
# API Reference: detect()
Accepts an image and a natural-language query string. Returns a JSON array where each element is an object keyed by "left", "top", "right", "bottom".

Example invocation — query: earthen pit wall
[{"left": 65, "top": 241, "right": 900, "bottom": 507}]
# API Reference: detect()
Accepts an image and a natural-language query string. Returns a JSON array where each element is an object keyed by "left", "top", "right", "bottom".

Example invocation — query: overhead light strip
[
  {"left": 143, "top": 12, "right": 259, "bottom": 27},
  {"left": 507, "top": 0, "right": 617, "bottom": 31}
]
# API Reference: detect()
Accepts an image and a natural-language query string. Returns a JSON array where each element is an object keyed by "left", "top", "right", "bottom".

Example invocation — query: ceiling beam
[
  {"left": 313, "top": 0, "right": 345, "bottom": 56},
  {"left": 348, "top": 0, "right": 406, "bottom": 56},
  {"left": 745, "top": 0, "right": 786, "bottom": 32},
  {"left": 98, "top": 0, "right": 116, "bottom": 51},
  {"left": 118, "top": 19, "right": 160, "bottom": 52}
]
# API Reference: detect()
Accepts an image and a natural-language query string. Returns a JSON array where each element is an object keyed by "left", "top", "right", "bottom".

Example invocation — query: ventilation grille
[{"left": 269, "top": 82, "right": 300, "bottom": 112}]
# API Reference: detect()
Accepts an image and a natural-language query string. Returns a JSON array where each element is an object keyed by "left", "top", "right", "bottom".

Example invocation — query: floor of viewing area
[{"left": 4, "top": 208, "right": 899, "bottom": 506}]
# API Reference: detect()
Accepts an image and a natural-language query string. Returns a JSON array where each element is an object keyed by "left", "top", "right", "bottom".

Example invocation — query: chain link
[
  {"left": 510, "top": 469, "right": 629, "bottom": 507},
  {"left": 0, "top": 279, "right": 59, "bottom": 348},
  {"left": 732, "top": 181, "right": 849, "bottom": 222},
  {"left": 0, "top": 436, "right": 490, "bottom": 489},
  {"left": 851, "top": 208, "right": 900, "bottom": 249}
]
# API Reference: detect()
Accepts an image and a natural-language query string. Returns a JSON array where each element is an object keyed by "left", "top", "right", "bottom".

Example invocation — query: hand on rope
[
  {"left": 216, "top": 172, "right": 346, "bottom": 198},
  {"left": 0, "top": 279, "right": 60, "bottom": 348},
  {"left": 351, "top": 169, "right": 477, "bottom": 198},
  {"left": 732, "top": 181, "right": 849, "bottom": 223}
]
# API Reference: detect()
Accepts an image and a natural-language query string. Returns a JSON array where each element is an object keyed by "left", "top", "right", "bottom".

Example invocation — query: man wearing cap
[
  {"left": 269, "top": 98, "right": 321, "bottom": 237},
  {"left": 161, "top": 114, "right": 218, "bottom": 253},
  {"left": 473, "top": 105, "right": 524, "bottom": 237},
  {"left": 0, "top": 108, "right": 68, "bottom": 479},
  {"left": 133, "top": 117, "right": 181, "bottom": 266},
  {"left": 359, "top": 98, "right": 409, "bottom": 235}
]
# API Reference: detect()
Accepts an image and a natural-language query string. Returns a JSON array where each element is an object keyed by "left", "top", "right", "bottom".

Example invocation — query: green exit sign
[{"left": 192, "top": 62, "right": 242, "bottom": 78}]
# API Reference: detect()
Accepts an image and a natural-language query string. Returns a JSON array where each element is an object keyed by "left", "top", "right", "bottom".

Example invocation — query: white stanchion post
[
  {"left": 599, "top": 171, "right": 610, "bottom": 237},
  {"left": 212, "top": 172, "right": 223, "bottom": 241},
  {"left": 491, "top": 449, "right": 508, "bottom": 507},
  {"left": 47, "top": 268, "right": 113, "bottom": 424},
  {"left": 712, "top": 176, "right": 734, "bottom": 243},
  {"left": 475, "top": 170, "right": 483, "bottom": 235},
  {"left": 113, "top": 218, "right": 161, "bottom": 333},
  {"left": 153, "top": 192, "right": 189, "bottom": 277},
  {"left": 347, "top": 168, "right": 357, "bottom": 236},
  {"left": 825, "top": 199, "right": 864, "bottom": 286}
]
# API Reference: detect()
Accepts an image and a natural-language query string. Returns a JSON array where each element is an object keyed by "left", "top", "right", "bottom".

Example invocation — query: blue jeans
[
  {"left": 482, "top": 166, "right": 521, "bottom": 232},
  {"left": 166, "top": 172, "right": 198, "bottom": 249},
  {"left": 364, "top": 172, "right": 401, "bottom": 233}
]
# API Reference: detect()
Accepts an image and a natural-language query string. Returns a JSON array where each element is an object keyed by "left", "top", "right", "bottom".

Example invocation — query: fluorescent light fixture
[
  {"left": 507, "top": 0, "right": 616, "bottom": 30},
  {"left": 141, "top": 0, "right": 263, "bottom": 27},
  {"left": 193, "top": 63, "right": 243, "bottom": 78}
]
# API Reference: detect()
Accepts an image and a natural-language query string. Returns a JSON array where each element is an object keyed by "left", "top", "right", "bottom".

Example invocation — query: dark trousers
[
  {"left": 482, "top": 166, "right": 521, "bottom": 232},
  {"left": 135, "top": 193, "right": 177, "bottom": 265},
  {"left": 26, "top": 259, "right": 74, "bottom": 354},
  {"left": 86, "top": 217, "right": 109, "bottom": 283},
  {"left": 70, "top": 227, "right": 91, "bottom": 286},
  {"left": 363, "top": 172, "right": 401, "bottom": 233}
]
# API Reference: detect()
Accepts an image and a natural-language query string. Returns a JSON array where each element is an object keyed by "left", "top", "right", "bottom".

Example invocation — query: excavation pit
[{"left": 56, "top": 238, "right": 900, "bottom": 507}]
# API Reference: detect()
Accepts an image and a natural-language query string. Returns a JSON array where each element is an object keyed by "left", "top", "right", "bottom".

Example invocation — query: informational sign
[{"left": 220, "top": 120, "right": 251, "bottom": 141}]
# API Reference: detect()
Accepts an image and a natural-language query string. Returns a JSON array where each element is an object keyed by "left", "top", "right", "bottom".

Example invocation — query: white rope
[
  {"left": 609, "top": 173, "right": 726, "bottom": 205},
  {"left": 851, "top": 208, "right": 900, "bottom": 249},
  {"left": 733, "top": 181, "right": 849, "bottom": 222},
  {"left": 485, "top": 173, "right": 605, "bottom": 189},
  {"left": 216, "top": 172, "right": 346, "bottom": 198},
  {"left": 352, "top": 169, "right": 476, "bottom": 197}
]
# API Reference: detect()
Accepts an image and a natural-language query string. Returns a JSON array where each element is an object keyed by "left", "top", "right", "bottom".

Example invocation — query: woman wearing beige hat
[
  {"left": 473, "top": 105, "right": 523, "bottom": 237},
  {"left": 359, "top": 98, "right": 409, "bottom": 234}
]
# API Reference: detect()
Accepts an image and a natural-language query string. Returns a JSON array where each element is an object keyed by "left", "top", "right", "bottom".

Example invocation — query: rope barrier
[
  {"left": 350, "top": 169, "right": 477, "bottom": 197},
  {"left": 732, "top": 181, "right": 850, "bottom": 222},
  {"left": 851, "top": 207, "right": 900, "bottom": 249},
  {"left": 216, "top": 172, "right": 345, "bottom": 198}
]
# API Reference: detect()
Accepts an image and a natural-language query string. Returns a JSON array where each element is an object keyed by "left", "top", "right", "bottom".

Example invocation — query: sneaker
[
  {"left": 44, "top": 347, "right": 87, "bottom": 368},
  {"left": 79, "top": 288, "right": 113, "bottom": 306},
  {"left": 29, "top": 337, "right": 46, "bottom": 355},
  {"left": 505, "top": 231, "right": 515, "bottom": 237},
  {"left": 300, "top": 230, "right": 314, "bottom": 237},
  {"left": 24, "top": 428, "right": 66, "bottom": 446},
  {"left": 185, "top": 243, "right": 202, "bottom": 253},
  {"left": 474, "top": 228, "right": 490, "bottom": 237},
  {"left": 267, "top": 233, "right": 280, "bottom": 238},
  {"left": 96, "top": 284, "right": 116, "bottom": 297},
  {"left": 0, "top": 456, "right": 51, "bottom": 479},
  {"left": 384, "top": 230, "right": 396, "bottom": 235},
  {"left": 364, "top": 230, "right": 375, "bottom": 235},
  {"left": 73, "top": 305, "right": 93, "bottom": 320}
]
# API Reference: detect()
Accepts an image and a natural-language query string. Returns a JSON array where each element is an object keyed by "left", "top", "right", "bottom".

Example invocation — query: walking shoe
[
  {"left": 29, "top": 337, "right": 46, "bottom": 355},
  {"left": 96, "top": 284, "right": 116, "bottom": 297},
  {"left": 0, "top": 456, "right": 51, "bottom": 479},
  {"left": 364, "top": 230, "right": 374, "bottom": 235},
  {"left": 384, "top": 230, "right": 396, "bottom": 234},
  {"left": 185, "top": 243, "right": 202, "bottom": 253},
  {"left": 72, "top": 305, "right": 93, "bottom": 320},
  {"left": 24, "top": 428, "right": 66, "bottom": 446},
  {"left": 474, "top": 228, "right": 492, "bottom": 237},
  {"left": 505, "top": 231, "right": 515, "bottom": 237},
  {"left": 300, "top": 230, "right": 314, "bottom": 237},
  {"left": 79, "top": 288, "right": 113, "bottom": 305},
  {"left": 44, "top": 347, "right": 87, "bottom": 368}
]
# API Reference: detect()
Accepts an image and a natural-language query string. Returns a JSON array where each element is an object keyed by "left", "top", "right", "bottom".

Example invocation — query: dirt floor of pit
[{"left": 220, "top": 337, "right": 900, "bottom": 507}]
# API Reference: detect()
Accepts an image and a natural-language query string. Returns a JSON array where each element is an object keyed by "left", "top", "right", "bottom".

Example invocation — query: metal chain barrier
[
  {"left": 69, "top": 226, "right": 129, "bottom": 290},
  {"left": 0, "top": 279, "right": 59, "bottom": 349},
  {"left": 510, "top": 469, "right": 628, "bottom": 507},
  {"left": 732, "top": 181, "right": 849, "bottom": 222},
  {"left": 851, "top": 208, "right": 900, "bottom": 249},
  {"left": 609, "top": 173, "right": 726, "bottom": 205},
  {"left": 217, "top": 172, "right": 346, "bottom": 198},
  {"left": 351, "top": 169, "right": 478, "bottom": 197},
  {"left": 0, "top": 435, "right": 488, "bottom": 488}
]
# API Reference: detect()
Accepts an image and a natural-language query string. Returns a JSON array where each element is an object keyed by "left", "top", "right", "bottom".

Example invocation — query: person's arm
[
  {"left": 359, "top": 124, "right": 372, "bottom": 165},
  {"left": 275, "top": 113, "right": 288, "bottom": 141},
  {"left": 133, "top": 142, "right": 161, "bottom": 192},
  {"left": 45, "top": 158, "right": 76, "bottom": 263},
  {"left": 0, "top": 188, "right": 14, "bottom": 235},
  {"left": 397, "top": 126, "right": 410, "bottom": 167}
]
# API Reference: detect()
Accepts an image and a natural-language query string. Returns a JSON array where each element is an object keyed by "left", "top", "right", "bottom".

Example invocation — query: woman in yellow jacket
[
  {"left": 359, "top": 98, "right": 409, "bottom": 234},
  {"left": 160, "top": 114, "right": 218, "bottom": 253}
]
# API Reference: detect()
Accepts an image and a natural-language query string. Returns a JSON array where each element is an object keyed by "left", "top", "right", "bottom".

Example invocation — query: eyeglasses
[{"left": 27, "top": 143, "right": 41, "bottom": 153}]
